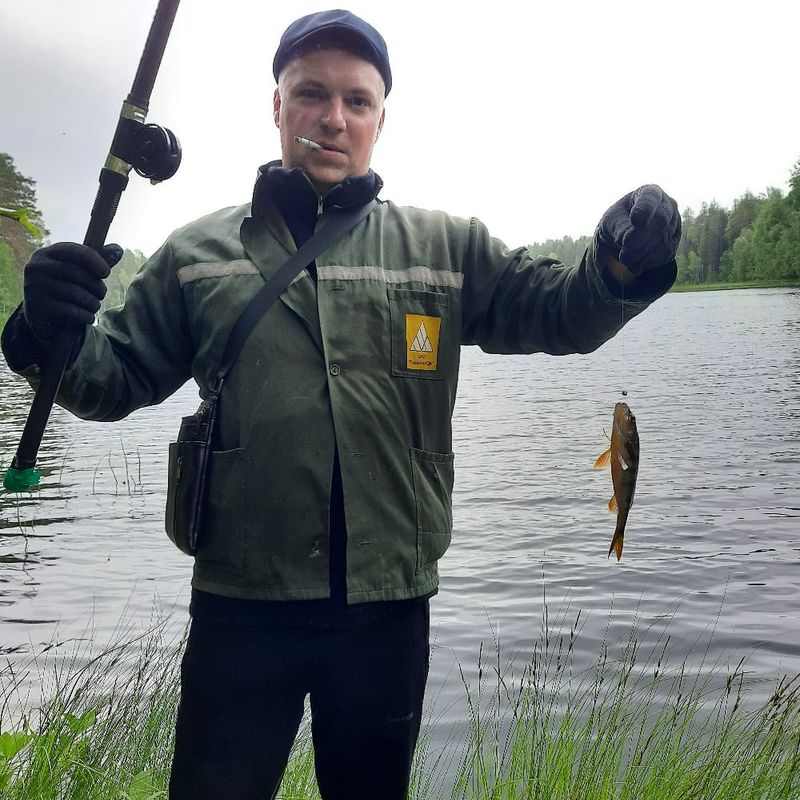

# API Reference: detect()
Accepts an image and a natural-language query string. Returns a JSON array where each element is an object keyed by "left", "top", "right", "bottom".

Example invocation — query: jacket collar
[{"left": 251, "top": 160, "right": 383, "bottom": 221}]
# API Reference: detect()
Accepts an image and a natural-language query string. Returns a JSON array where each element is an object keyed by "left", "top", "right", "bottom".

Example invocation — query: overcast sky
[{"left": 2, "top": 0, "right": 798, "bottom": 257}]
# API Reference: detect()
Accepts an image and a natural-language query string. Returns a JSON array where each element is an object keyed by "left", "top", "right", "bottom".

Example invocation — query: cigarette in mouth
[{"left": 294, "top": 136, "right": 322, "bottom": 151}]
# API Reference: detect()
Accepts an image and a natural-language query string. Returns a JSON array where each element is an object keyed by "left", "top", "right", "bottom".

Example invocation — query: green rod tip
[{"left": 3, "top": 467, "right": 43, "bottom": 492}]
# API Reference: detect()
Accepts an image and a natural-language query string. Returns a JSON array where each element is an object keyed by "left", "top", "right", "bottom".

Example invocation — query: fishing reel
[{"left": 132, "top": 123, "right": 182, "bottom": 183}]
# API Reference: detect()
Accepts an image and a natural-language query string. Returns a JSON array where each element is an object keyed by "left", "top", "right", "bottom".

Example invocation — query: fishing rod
[{"left": 3, "top": 0, "right": 182, "bottom": 493}]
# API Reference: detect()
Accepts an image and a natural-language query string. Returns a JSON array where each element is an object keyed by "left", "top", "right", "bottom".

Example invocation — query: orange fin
[
  {"left": 608, "top": 534, "right": 624, "bottom": 561},
  {"left": 594, "top": 448, "right": 611, "bottom": 469},
  {"left": 608, "top": 495, "right": 618, "bottom": 513}
]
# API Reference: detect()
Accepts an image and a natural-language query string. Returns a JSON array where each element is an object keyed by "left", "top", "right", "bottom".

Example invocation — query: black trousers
[{"left": 169, "top": 601, "right": 430, "bottom": 799}]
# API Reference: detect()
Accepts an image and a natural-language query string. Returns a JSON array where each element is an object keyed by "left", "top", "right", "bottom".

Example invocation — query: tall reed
[
  {"left": 447, "top": 608, "right": 800, "bottom": 799},
  {"left": 1, "top": 619, "right": 182, "bottom": 799}
]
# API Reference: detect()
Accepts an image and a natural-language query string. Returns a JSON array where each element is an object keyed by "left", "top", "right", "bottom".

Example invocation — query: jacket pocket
[
  {"left": 388, "top": 288, "right": 452, "bottom": 380},
  {"left": 195, "top": 447, "right": 246, "bottom": 575},
  {"left": 410, "top": 447, "right": 455, "bottom": 571}
]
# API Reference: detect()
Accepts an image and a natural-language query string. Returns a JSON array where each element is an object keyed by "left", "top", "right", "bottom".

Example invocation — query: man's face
[{"left": 274, "top": 47, "right": 385, "bottom": 194}]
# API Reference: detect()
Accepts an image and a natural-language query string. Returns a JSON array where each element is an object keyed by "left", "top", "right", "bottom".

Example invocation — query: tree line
[
  {"left": 675, "top": 163, "right": 800, "bottom": 284},
  {"left": 2, "top": 151, "right": 799, "bottom": 323}
]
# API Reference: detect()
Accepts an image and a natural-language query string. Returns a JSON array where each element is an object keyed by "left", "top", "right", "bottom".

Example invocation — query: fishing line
[{"left": 620, "top": 269, "right": 628, "bottom": 399}]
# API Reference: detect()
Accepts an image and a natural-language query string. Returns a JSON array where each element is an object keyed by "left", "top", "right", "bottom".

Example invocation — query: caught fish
[{"left": 593, "top": 402, "right": 640, "bottom": 561}]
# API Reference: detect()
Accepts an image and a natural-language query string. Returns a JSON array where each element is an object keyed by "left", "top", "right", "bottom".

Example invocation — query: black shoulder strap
[{"left": 213, "top": 199, "right": 376, "bottom": 390}]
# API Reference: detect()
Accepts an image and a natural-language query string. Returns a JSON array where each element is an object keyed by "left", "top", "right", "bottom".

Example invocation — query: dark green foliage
[
  {"left": 0, "top": 153, "right": 47, "bottom": 321},
  {"left": 528, "top": 235, "right": 593, "bottom": 265},
  {"left": 0, "top": 153, "right": 41, "bottom": 219},
  {"left": 99, "top": 249, "right": 148, "bottom": 314},
  {"left": 677, "top": 159, "right": 800, "bottom": 286},
  {"left": 0, "top": 241, "right": 22, "bottom": 318}
]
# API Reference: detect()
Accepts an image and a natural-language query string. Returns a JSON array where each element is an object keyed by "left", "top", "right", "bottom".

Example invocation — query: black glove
[
  {"left": 22, "top": 242, "right": 123, "bottom": 341},
  {"left": 597, "top": 185, "right": 682, "bottom": 276}
]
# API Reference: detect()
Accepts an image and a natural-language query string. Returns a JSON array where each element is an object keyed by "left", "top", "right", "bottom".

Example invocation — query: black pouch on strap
[{"left": 164, "top": 393, "right": 218, "bottom": 556}]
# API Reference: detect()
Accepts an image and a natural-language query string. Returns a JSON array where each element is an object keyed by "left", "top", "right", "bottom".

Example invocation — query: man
[{"left": 1, "top": 9, "right": 681, "bottom": 800}]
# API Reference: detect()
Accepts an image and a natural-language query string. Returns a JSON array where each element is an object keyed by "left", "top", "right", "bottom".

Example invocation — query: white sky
[{"left": 1, "top": 0, "right": 798, "bottom": 256}]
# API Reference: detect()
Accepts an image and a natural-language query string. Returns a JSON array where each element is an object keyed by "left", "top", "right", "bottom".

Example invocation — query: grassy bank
[
  {"left": 1, "top": 614, "right": 799, "bottom": 799},
  {"left": 670, "top": 279, "right": 799, "bottom": 293},
  {"left": 0, "top": 622, "right": 182, "bottom": 800}
]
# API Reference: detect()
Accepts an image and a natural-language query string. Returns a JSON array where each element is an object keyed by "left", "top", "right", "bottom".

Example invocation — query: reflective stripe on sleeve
[{"left": 177, "top": 260, "right": 260, "bottom": 286}]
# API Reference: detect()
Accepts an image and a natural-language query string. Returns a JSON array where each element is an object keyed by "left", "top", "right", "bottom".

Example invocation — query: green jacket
[{"left": 6, "top": 166, "right": 675, "bottom": 602}]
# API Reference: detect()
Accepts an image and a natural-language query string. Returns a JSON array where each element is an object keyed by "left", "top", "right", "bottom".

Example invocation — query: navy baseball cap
[{"left": 272, "top": 10, "right": 392, "bottom": 96}]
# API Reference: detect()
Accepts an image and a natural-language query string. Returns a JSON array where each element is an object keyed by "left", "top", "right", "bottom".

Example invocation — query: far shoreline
[{"left": 670, "top": 279, "right": 799, "bottom": 293}]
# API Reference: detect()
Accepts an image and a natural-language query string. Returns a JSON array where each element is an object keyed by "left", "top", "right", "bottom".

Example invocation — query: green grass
[
  {"left": 670, "top": 279, "right": 799, "bottom": 293},
  {"left": 447, "top": 610, "right": 800, "bottom": 799},
  {"left": 1, "top": 621, "right": 182, "bottom": 799},
  {"left": 1, "top": 611, "right": 798, "bottom": 799}
]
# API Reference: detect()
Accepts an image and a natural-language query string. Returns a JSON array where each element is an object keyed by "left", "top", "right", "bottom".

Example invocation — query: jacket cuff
[
  {"left": 1, "top": 306, "right": 87, "bottom": 375},
  {"left": 594, "top": 235, "right": 677, "bottom": 301},
  {"left": 1, "top": 306, "right": 46, "bottom": 373}
]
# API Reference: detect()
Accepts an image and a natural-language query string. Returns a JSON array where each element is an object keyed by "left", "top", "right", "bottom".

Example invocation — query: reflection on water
[{"left": 1, "top": 288, "right": 799, "bottom": 736}]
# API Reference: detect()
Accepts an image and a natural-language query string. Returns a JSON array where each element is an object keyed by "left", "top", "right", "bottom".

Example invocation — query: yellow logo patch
[{"left": 405, "top": 314, "right": 441, "bottom": 371}]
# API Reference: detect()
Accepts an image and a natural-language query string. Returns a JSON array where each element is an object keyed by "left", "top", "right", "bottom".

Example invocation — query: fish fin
[
  {"left": 608, "top": 495, "right": 618, "bottom": 513},
  {"left": 594, "top": 448, "right": 611, "bottom": 469},
  {"left": 608, "top": 533, "right": 624, "bottom": 561}
]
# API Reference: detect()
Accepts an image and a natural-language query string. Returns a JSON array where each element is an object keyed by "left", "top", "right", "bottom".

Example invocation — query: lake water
[{"left": 1, "top": 288, "right": 799, "bottom": 756}]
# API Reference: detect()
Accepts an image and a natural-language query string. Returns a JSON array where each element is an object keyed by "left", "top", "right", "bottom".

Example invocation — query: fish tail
[
  {"left": 608, "top": 529, "right": 624, "bottom": 561},
  {"left": 608, "top": 534, "right": 624, "bottom": 561}
]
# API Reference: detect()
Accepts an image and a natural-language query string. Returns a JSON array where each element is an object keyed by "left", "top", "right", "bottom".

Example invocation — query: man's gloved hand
[
  {"left": 22, "top": 242, "right": 123, "bottom": 341},
  {"left": 597, "top": 185, "right": 682, "bottom": 276}
]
